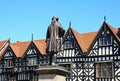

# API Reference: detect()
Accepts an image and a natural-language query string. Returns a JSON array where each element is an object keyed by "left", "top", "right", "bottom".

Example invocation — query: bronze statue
[{"left": 46, "top": 16, "right": 65, "bottom": 65}]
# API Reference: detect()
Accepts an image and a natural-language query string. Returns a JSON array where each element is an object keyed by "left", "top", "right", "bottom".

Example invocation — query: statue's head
[{"left": 52, "top": 16, "right": 59, "bottom": 22}]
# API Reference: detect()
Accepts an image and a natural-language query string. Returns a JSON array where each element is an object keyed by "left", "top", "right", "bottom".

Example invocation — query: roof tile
[
  {"left": 71, "top": 28, "right": 97, "bottom": 52},
  {"left": 34, "top": 39, "right": 46, "bottom": 55},
  {"left": 0, "top": 40, "right": 8, "bottom": 51},
  {"left": 10, "top": 41, "right": 31, "bottom": 57}
]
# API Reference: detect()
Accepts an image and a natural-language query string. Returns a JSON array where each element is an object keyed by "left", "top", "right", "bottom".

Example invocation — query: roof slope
[
  {"left": 79, "top": 32, "right": 97, "bottom": 52},
  {"left": 106, "top": 22, "right": 120, "bottom": 41},
  {"left": 71, "top": 28, "right": 97, "bottom": 52},
  {"left": 0, "top": 22, "right": 120, "bottom": 57},
  {"left": 0, "top": 39, "right": 47, "bottom": 58},
  {"left": 71, "top": 22, "right": 120, "bottom": 53},
  {"left": 33, "top": 39, "right": 46, "bottom": 54},
  {"left": 0, "top": 44, "right": 9, "bottom": 57},
  {"left": 0, "top": 40, "right": 8, "bottom": 50},
  {"left": 10, "top": 39, "right": 47, "bottom": 57},
  {"left": 10, "top": 41, "right": 31, "bottom": 57}
]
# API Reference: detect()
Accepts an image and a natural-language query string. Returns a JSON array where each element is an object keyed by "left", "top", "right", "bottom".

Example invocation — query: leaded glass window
[
  {"left": 5, "top": 60, "right": 11, "bottom": 68},
  {"left": 4, "top": 51, "right": 13, "bottom": 68},
  {"left": 64, "top": 36, "right": 75, "bottom": 49},
  {"left": 95, "top": 62, "right": 113, "bottom": 78},
  {"left": 99, "top": 34, "right": 112, "bottom": 46},
  {"left": 28, "top": 57, "right": 37, "bottom": 66}
]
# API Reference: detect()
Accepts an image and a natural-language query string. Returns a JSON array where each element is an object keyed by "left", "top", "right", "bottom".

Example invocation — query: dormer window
[
  {"left": 27, "top": 48, "right": 37, "bottom": 55},
  {"left": 27, "top": 48, "right": 38, "bottom": 66},
  {"left": 99, "top": 34, "right": 112, "bottom": 46},
  {"left": 64, "top": 35, "right": 75, "bottom": 49},
  {"left": 4, "top": 50, "right": 14, "bottom": 68},
  {"left": 4, "top": 51, "right": 13, "bottom": 57}
]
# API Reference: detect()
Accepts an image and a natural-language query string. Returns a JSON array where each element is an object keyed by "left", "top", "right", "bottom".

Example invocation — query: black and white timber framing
[{"left": 0, "top": 19, "right": 120, "bottom": 81}]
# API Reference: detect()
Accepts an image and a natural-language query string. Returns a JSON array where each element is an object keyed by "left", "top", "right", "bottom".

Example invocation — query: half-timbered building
[{"left": 0, "top": 17, "right": 120, "bottom": 81}]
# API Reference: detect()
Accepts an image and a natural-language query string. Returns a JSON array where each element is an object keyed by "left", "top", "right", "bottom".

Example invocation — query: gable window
[
  {"left": 27, "top": 47, "right": 38, "bottom": 66},
  {"left": 64, "top": 38, "right": 75, "bottom": 49},
  {"left": 27, "top": 48, "right": 37, "bottom": 55},
  {"left": 99, "top": 34, "right": 112, "bottom": 46},
  {"left": 4, "top": 51, "right": 14, "bottom": 68},
  {"left": 95, "top": 62, "right": 113, "bottom": 78},
  {"left": 4, "top": 51, "right": 13, "bottom": 57}
]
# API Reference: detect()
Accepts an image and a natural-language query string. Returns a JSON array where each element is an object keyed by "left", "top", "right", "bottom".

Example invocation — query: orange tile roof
[
  {"left": 0, "top": 39, "right": 47, "bottom": 58},
  {"left": 9, "top": 39, "right": 47, "bottom": 57},
  {"left": 10, "top": 44, "right": 20, "bottom": 57},
  {"left": 71, "top": 22, "right": 120, "bottom": 52},
  {"left": 0, "top": 44, "right": 9, "bottom": 57},
  {"left": 33, "top": 39, "right": 46, "bottom": 55},
  {"left": 0, "top": 22, "right": 120, "bottom": 57},
  {"left": 79, "top": 32, "right": 97, "bottom": 52},
  {"left": 71, "top": 28, "right": 97, "bottom": 52},
  {"left": 106, "top": 22, "right": 120, "bottom": 41},
  {"left": 0, "top": 40, "right": 8, "bottom": 50},
  {"left": 10, "top": 41, "right": 31, "bottom": 57}
]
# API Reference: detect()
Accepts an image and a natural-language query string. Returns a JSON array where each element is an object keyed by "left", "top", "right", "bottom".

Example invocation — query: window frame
[
  {"left": 4, "top": 59, "right": 13, "bottom": 68},
  {"left": 95, "top": 61, "right": 114, "bottom": 79},
  {"left": 64, "top": 38, "right": 75, "bottom": 49},
  {"left": 27, "top": 57, "right": 38, "bottom": 66},
  {"left": 99, "top": 34, "right": 112, "bottom": 46}
]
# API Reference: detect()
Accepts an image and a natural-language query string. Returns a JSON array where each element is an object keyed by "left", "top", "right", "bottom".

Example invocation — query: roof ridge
[
  {"left": 105, "top": 22, "right": 120, "bottom": 41},
  {"left": 33, "top": 39, "right": 46, "bottom": 54},
  {"left": 70, "top": 28, "right": 85, "bottom": 51},
  {"left": 10, "top": 44, "right": 20, "bottom": 57},
  {"left": 10, "top": 40, "right": 31, "bottom": 57},
  {"left": 70, "top": 27, "right": 97, "bottom": 52},
  {"left": 0, "top": 40, "right": 9, "bottom": 51},
  {"left": 0, "top": 43, "right": 9, "bottom": 57}
]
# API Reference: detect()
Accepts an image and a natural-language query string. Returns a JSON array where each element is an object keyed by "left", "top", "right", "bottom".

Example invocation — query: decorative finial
[
  {"left": 69, "top": 21, "right": 71, "bottom": 27},
  {"left": 31, "top": 33, "right": 33, "bottom": 41},
  {"left": 8, "top": 38, "right": 10, "bottom": 44},
  {"left": 104, "top": 16, "right": 106, "bottom": 22}
]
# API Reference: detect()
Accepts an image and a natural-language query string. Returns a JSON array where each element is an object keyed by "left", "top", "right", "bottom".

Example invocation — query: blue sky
[{"left": 0, "top": 0, "right": 120, "bottom": 42}]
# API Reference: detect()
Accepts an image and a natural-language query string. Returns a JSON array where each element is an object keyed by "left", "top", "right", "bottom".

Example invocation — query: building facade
[{"left": 0, "top": 17, "right": 120, "bottom": 81}]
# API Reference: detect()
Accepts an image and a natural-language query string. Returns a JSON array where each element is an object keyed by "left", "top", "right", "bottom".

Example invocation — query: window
[
  {"left": 18, "top": 73, "right": 29, "bottom": 80},
  {"left": 95, "top": 62, "right": 113, "bottom": 78},
  {"left": 4, "top": 51, "right": 12, "bottom": 57},
  {"left": 64, "top": 39, "right": 75, "bottom": 49},
  {"left": 5, "top": 60, "right": 13, "bottom": 68},
  {"left": 27, "top": 48, "right": 37, "bottom": 55},
  {"left": 28, "top": 57, "right": 37, "bottom": 66},
  {"left": 99, "top": 34, "right": 112, "bottom": 46}
]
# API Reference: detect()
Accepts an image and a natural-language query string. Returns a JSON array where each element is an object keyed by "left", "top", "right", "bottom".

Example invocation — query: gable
[
  {"left": 1, "top": 46, "right": 16, "bottom": 59},
  {"left": 23, "top": 42, "right": 40, "bottom": 58},
  {"left": 33, "top": 39, "right": 46, "bottom": 55},
  {"left": 57, "top": 28, "right": 83, "bottom": 57},
  {"left": 63, "top": 29, "right": 75, "bottom": 49},
  {"left": 88, "top": 22, "right": 120, "bottom": 56},
  {"left": 10, "top": 41, "right": 31, "bottom": 57}
]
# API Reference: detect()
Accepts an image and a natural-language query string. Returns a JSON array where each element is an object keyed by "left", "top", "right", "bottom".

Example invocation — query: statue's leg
[{"left": 49, "top": 54, "right": 53, "bottom": 65}]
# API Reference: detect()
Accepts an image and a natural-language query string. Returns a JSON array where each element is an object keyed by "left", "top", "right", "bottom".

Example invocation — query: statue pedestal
[{"left": 35, "top": 66, "right": 69, "bottom": 81}]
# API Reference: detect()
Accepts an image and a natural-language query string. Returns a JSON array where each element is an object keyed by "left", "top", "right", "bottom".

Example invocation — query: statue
[{"left": 46, "top": 16, "right": 65, "bottom": 65}]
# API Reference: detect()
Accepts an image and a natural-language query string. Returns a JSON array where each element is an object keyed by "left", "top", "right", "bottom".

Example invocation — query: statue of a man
[
  {"left": 46, "top": 16, "right": 65, "bottom": 53},
  {"left": 46, "top": 16, "right": 65, "bottom": 65}
]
